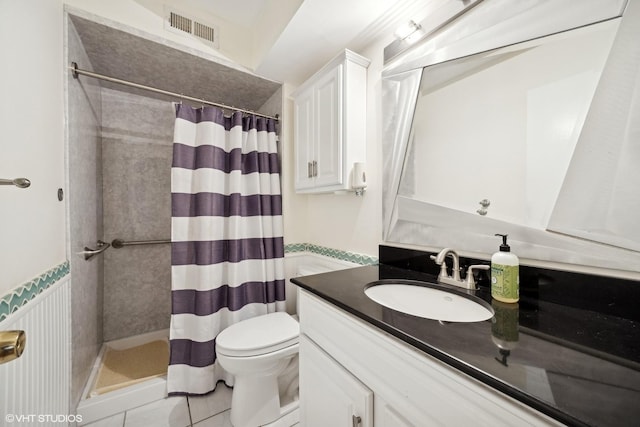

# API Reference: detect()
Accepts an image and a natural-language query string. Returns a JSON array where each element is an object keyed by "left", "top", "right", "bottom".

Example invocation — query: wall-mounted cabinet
[{"left": 292, "top": 50, "right": 370, "bottom": 193}]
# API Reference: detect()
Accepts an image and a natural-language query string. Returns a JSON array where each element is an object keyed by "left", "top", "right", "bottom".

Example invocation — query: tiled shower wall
[
  {"left": 99, "top": 86, "right": 285, "bottom": 341},
  {"left": 101, "top": 88, "right": 174, "bottom": 341},
  {"left": 67, "top": 10, "right": 284, "bottom": 403},
  {"left": 67, "top": 17, "right": 104, "bottom": 407}
]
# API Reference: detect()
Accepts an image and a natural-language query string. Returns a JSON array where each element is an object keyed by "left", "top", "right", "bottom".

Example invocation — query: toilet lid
[{"left": 216, "top": 312, "right": 299, "bottom": 357}]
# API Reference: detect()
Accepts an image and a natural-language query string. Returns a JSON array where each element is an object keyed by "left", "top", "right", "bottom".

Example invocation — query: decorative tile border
[
  {"left": 284, "top": 243, "right": 378, "bottom": 266},
  {"left": 284, "top": 243, "right": 308, "bottom": 253},
  {"left": 0, "top": 261, "right": 70, "bottom": 322},
  {"left": 0, "top": 248, "right": 373, "bottom": 321}
]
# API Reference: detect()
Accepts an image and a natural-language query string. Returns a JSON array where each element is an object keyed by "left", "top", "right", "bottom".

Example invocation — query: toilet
[
  {"left": 216, "top": 257, "right": 353, "bottom": 426},
  {"left": 216, "top": 311, "right": 300, "bottom": 427}
]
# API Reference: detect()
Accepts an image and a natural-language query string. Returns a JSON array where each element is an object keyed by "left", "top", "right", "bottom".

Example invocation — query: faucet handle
[{"left": 466, "top": 265, "right": 490, "bottom": 289}]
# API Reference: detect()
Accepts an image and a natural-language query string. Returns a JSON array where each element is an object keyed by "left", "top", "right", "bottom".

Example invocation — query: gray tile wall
[
  {"left": 101, "top": 88, "right": 174, "bottom": 341},
  {"left": 99, "top": 87, "right": 283, "bottom": 342},
  {"left": 66, "top": 18, "right": 104, "bottom": 407}
]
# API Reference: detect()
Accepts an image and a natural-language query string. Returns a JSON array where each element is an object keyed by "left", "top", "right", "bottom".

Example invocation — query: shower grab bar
[
  {"left": 0, "top": 178, "right": 31, "bottom": 188},
  {"left": 81, "top": 240, "right": 111, "bottom": 261},
  {"left": 111, "top": 238, "right": 171, "bottom": 248}
]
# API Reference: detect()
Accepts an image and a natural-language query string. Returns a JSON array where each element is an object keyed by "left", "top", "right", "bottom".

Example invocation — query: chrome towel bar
[
  {"left": 0, "top": 178, "right": 31, "bottom": 188},
  {"left": 111, "top": 238, "right": 171, "bottom": 248}
]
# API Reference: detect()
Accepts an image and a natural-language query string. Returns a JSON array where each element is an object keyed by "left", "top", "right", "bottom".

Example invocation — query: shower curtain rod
[{"left": 70, "top": 62, "right": 279, "bottom": 121}]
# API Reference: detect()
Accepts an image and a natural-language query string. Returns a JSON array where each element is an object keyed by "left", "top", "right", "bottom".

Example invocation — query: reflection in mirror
[
  {"left": 382, "top": 5, "right": 640, "bottom": 274},
  {"left": 400, "top": 22, "right": 614, "bottom": 231}
]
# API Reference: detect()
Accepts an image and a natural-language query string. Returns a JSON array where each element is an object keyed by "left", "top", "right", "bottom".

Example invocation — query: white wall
[
  {"left": 0, "top": 0, "right": 66, "bottom": 295},
  {"left": 0, "top": 278, "right": 70, "bottom": 421},
  {"left": 281, "top": 83, "right": 310, "bottom": 246},
  {"left": 250, "top": 0, "right": 303, "bottom": 70}
]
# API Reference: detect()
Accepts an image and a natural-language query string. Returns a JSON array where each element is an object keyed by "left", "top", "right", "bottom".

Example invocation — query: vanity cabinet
[
  {"left": 298, "top": 289, "right": 563, "bottom": 426},
  {"left": 292, "top": 50, "right": 369, "bottom": 193},
  {"left": 300, "top": 335, "right": 373, "bottom": 427}
]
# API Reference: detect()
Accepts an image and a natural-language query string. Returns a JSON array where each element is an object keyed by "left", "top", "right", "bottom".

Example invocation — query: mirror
[
  {"left": 382, "top": 1, "right": 640, "bottom": 274},
  {"left": 402, "top": 24, "right": 613, "bottom": 230}
]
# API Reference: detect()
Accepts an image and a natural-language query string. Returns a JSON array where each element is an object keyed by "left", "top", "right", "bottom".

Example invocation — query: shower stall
[{"left": 64, "top": 9, "right": 282, "bottom": 421}]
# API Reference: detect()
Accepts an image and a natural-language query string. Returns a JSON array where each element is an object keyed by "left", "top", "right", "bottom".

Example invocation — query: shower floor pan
[{"left": 77, "top": 329, "right": 169, "bottom": 425}]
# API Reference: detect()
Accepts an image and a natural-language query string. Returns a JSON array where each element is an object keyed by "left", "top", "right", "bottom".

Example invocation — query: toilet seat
[{"left": 217, "top": 312, "right": 299, "bottom": 357}]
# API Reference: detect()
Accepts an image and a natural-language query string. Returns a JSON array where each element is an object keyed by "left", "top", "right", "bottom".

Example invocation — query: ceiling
[
  {"left": 163, "top": 0, "right": 435, "bottom": 85},
  {"left": 178, "top": 0, "right": 269, "bottom": 28},
  {"left": 70, "top": 14, "right": 282, "bottom": 114},
  {"left": 68, "top": 0, "right": 440, "bottom": 111}
]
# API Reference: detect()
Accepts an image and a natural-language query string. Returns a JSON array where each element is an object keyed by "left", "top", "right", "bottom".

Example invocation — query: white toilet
[
  {"left": 216, "top": 311, "right": 300, "bottom": 427},
  {"left": 216, "top": 256, "right": 354, "bottom": 427}
]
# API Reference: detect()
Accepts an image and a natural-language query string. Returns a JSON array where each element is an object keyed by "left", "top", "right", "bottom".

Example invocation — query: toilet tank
[{"left": 284, "top": 253, "right": 358, "bottom": 316}]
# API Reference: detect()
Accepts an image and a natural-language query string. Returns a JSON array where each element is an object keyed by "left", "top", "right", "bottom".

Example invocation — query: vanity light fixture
[
  {"left": 383, "top": 0, "right": 484, "bottom": 64},
  {"left": 394, "top": 20, "right": 425, "bottom": 44}
]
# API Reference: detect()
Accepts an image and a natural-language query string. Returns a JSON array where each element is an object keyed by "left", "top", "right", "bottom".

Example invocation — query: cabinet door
[
  {"left": 294, "top": 85, "right": 315, "bottom": 190},
  {"left": 375, "top": 398, "right": 416, "bottom": 427},
  {"left": 300, "top": 334, "right": 372, "bottom": 427},
  {"left": 314, "top": 63, "right": 343, "bottom": 188}
]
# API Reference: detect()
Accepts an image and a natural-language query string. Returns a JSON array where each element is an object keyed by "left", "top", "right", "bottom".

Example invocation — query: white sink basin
[{"left": 365, "top": 280, "right": 494, "bottom": 323}]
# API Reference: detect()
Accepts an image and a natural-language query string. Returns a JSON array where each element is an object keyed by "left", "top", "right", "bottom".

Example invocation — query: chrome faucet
[
  {"left": 431, "top": 248, "right": 462, "bottom": 284},
  {"left": 430, "top": 248, "right": 489, "bottom": 290}
]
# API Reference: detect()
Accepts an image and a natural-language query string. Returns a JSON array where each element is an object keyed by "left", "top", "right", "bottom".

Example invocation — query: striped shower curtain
[{"left": 167, "top": 105, "right": 286, "bottom": 395}]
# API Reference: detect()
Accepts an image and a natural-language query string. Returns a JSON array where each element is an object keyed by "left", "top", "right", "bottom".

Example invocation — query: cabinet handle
[
  {"left": 352, "top": 415, "right": 362, "bottom": 427},
  {"left": 312, "top": 160, "right": 318, "bottom": 177},
  {"left": 308, "top": 162, "right": 312, "bottom": 178}
]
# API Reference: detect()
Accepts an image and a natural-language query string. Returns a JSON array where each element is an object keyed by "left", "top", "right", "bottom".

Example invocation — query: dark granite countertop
[{"left": 291, "top": 259, "right": 640, "bottom": 427}]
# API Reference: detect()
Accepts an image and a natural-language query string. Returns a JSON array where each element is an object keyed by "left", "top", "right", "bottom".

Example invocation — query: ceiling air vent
[
  {"left": 169, "top": 12, "right": 193, "bottom": 34},
  {"left": 193, "top": 21, "right": 216, "bottom": 44},
  {"left": 165, "top": 6, "right": 219, "bottom": 48}
]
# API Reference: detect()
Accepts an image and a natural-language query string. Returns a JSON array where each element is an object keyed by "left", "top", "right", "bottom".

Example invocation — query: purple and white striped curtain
[{"left": 167, "top": 105, "right": 285, "bottom": 395}]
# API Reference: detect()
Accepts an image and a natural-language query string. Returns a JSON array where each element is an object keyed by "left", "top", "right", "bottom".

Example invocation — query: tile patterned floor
[{"left": 83, "top": 384, "right": 299, "bottom": 427}]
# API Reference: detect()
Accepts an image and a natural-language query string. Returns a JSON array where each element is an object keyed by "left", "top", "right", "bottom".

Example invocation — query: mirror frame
[{"left": 381, "top": 0, "right": 640, "bottom": 275}]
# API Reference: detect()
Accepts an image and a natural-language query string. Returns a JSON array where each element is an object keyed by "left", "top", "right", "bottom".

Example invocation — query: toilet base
[
  {"left": 229, "top": 359, "right": 299, "bottom": 427},
  {"left": 229, "top": 372, "right": 299, "bottom": 427},
  {"left": 262, "top": 401, "right": 299, "bottom": 427},
  {"left": 230, "top": 372, "right": 281, "bottom": 427}
]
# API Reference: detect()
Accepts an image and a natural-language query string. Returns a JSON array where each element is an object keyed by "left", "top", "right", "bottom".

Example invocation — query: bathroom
[{"left": 1, "top": 0, "right": 639, "bottom": 426}]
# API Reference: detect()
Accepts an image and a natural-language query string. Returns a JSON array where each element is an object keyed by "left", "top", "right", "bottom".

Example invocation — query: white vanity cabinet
[
  {"left": 298, "top": 289, "right": 563, "bottom": 426},
  {"left": 292, "top": 50, "right": 370, "bottom": 193},
  {"left": 300, "top": 335, "right": 373, "bottom": 427}
]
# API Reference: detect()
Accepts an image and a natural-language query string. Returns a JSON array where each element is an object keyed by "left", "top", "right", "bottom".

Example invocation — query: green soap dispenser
[{"left": 491, "top": 234, "right": 519, "bottom": 303}]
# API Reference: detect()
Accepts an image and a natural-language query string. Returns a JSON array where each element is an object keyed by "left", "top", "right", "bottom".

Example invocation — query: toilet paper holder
[{"left": 0, "top": 330, "right": 26, "bottom": 365}]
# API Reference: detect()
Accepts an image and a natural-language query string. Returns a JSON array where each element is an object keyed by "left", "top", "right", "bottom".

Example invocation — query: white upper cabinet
[{"left": 293, "top": 49, "right": 370, "bottom": 193}]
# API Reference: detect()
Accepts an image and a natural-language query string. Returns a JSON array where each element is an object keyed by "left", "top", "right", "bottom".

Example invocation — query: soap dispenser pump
[{"left": 491, "top": 234, "right": 519, "bottom": 303}]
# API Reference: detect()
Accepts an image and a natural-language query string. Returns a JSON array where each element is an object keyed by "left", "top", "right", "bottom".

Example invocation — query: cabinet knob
[{"left": 352, "top": 415, "right": 362, "bottom": 426}]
